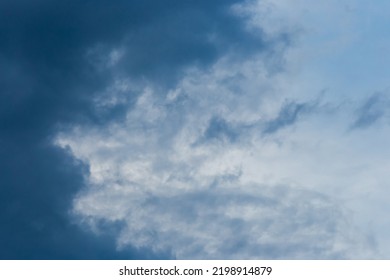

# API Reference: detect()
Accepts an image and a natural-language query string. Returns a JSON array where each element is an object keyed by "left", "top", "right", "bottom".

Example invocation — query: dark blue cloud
[
  {"left": 0, "top": 0, "right": 269, "bottom": 259},
  {"left": 0, "top": 137, "right": 174, "bottom": 259}
]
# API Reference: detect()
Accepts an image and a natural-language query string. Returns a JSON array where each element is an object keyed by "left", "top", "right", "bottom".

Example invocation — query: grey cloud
[
  {"left": 352, "top": 93, "right": 389, "bottom": 129},
  {"left": 262, "top": 101, "right": 312, "bottom": 135}
]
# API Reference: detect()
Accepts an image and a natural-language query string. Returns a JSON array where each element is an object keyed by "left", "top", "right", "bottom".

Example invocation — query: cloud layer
[
  {"left": 1, "top": 0, "right": 263, "bottom": 259},
  {"left": 57, "top": 31, "right": 384, "bottom": 258},
  {"left": 2, "top": 0, "right": 390, "bottom": 259}
]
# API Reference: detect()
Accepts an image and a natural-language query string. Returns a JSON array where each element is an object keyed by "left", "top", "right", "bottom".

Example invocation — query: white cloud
[
  {"left": 72, "top": 184, "right": 373, "bottom": 259},
  {"left": 55, "top": 0, "right": 390, "bottom": 258}
]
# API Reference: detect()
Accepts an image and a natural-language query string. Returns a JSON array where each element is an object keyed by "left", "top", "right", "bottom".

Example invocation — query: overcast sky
[{"left": 1, "top": 0, "right": 390, "bottom": 259}]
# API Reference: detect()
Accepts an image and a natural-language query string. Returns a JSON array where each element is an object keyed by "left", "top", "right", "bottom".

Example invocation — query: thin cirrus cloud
[{"left": 1, "top": 0, "right": 390, "bottom": 259}]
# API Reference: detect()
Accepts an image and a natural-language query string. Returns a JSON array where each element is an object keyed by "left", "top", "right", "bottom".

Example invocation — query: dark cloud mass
[{"left": 0, "top": 0, "right": 266, "bottom": 259}]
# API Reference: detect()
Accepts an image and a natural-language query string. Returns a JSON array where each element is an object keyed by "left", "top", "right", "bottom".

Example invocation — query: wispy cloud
[
  {"left": 262, "top": 101, "right": 312, "bottom": 134},
  {"left": 352, "top": 93, "right": 390, "bottom": 129},
  {"left": 56, "top": 46, "right": 382, "bottom": 259}
]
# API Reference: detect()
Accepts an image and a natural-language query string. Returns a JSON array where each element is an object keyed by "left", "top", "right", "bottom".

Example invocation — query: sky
[{"left": 1, "top": 0, "right": 390, "bottom": 259}]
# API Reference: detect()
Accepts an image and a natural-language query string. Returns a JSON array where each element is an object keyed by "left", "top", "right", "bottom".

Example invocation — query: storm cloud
[
  {"left": 0, "top": 0, "right": 271, "bottom": 259},
  {"left": 1, "top": 0, "right": 390, "bottom": 259}
]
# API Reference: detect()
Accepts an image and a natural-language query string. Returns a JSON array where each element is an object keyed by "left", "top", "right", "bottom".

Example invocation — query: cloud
[
  {"left": 1, "top": 0, "right": 269, "bottom": 259},
  {"left": 3, "top": 0, "right": 389, "bottom": 260},
  {"left": 262, "top": 101, "right": 312, "bottom": 134},
  {"left": 55, "top": 0, "right": 390, "bottom": 257},
  {"left": 0, "top": 137, "right": 171, "bottom": 259},
  {"left": 352, "top": 93, "right": 390, "bottom": 129},
  {"left": 56, "top": 48, "right": 379, "bottom": 258},
  {"left": 73, "top": 184, "right": 373, "bottom": 259}
]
